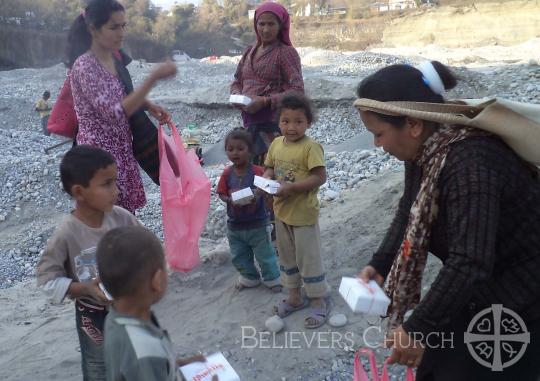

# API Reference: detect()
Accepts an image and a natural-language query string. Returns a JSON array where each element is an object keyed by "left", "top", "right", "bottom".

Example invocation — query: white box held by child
[
  {"left": 229, "top": 94, "right": 252, "bottom": 106},
  {"left": 253, "top": 175, "right": 280, "bottom": 195},
  {"left": 338, "top": 277, "right": 390, "bottom": 316},
  {"left": 179, "top": 352, "right": 241, "bottom": 381},
  {"left": 231, "top": 187, "right": 254, "bottom": 206}
]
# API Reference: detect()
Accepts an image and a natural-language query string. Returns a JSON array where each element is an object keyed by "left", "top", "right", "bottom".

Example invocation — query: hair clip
[{"left": 416, "top": 61, "right": 445, "bottom": 95}]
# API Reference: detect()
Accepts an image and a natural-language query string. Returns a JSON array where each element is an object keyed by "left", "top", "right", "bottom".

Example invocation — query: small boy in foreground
[
  {"left": 97, "top": 226, "right": 215, "bottom": 381},
  {"left": 36, "top": 145, "right": 140, "bottom": 381}
]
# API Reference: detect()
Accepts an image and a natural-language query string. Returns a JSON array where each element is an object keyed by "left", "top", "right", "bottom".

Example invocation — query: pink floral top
[{"left": 70, "top": 52, "right": 146, "bottom": 213}]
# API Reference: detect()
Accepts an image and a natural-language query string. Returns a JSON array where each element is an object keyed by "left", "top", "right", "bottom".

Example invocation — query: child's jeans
[
  {"left": 227, "top": 225, "right": 280, "bottom": 284},
  {"left": 75, "top": 300, "right": 108, "bottom": 381}
]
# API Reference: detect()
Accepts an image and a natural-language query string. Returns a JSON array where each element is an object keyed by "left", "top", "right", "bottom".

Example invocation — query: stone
[
  {"left": 265, "top": 315, "right": 284, "bottom": 333},
  {"left": 328, "top": 313, "right": 348, "bottom": 327},
  {"left": 324, "top": 189, "right": 340, "bottom": 201}
]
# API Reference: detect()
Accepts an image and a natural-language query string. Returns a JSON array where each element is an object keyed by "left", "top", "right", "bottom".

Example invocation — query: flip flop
[
  {"left": 274, "top": 298, "right": 309, "bottom": 318},
  {"left": 304, "top": 301, "right": 331, "bottom": 329}
]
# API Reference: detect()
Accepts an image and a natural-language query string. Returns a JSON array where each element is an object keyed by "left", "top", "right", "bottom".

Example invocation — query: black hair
[
  {"left": 43, "top": 91, "right": 51, "bottom": 99},
  {"left": 224, "top": 128, "right": 254, "bottom": 154},
  {"left": 60, "top": 145, "right": 116, "bottom": 195},
  {"left": 356, "top": 61, "right": 457, "bottom": 127},
  {"left": 97, "top": 226, "right": 165, "bottom": 299},
  {"left": 65, "top": 0, "right": 125, "bottom": 68},
  {"left": 277, "top": 92, "right": 315, "bottom": 124}
]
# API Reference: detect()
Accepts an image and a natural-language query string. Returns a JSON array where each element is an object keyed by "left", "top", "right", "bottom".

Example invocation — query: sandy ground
[{"left": 0, "top": 169, "right": 437, "bottom": 381}]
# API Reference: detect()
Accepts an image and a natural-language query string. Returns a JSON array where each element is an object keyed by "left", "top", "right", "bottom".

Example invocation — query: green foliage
[{"left": 0, "top": 0, "right": 257, "bottom": 57}]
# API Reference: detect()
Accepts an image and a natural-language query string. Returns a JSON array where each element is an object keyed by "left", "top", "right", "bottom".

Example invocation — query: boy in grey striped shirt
[{"left": 98, "top": 226, "right": 213, "bottom": 381}]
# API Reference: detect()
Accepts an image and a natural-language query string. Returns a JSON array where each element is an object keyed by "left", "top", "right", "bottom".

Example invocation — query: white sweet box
[
  {"left": 253, "top": 175, "right": 280, "bottom": 194},
  {"left": 229, "top": 94, "right": 252, "bottom": 106},
  {"left": 179, "top": 352, "right": 241, "bottom": 381},
  {"left": 231, "top": 187, "right": 254, "bottom": 206},
  {"left": 338, "top": 277, "right": 391, "bottom": 316}
]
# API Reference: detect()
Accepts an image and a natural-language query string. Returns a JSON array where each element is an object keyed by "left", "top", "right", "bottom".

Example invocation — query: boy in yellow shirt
[{"left": 264, "top": 93, "right": 329, "bottom": 329}]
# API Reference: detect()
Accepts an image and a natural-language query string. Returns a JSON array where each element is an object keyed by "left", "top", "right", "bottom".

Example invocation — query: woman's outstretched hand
[
  {"left": 149, "top": 60, "right": 177, "bottom": 82},
  {"left": 357, "top": 265, "right": 385, "bottom": 286},
  {"left": 386, "top": 325, "right": 425, "bottom": 368}
]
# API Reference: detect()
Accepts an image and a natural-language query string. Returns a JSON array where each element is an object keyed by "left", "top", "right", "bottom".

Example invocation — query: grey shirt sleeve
[{"left": 122, "top": 357, "right": 172, "bottom": 381}]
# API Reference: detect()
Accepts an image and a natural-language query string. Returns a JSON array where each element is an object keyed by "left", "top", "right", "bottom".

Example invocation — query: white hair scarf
[{"left": 416, "top": 61, "right": 445, "bottom": 95}]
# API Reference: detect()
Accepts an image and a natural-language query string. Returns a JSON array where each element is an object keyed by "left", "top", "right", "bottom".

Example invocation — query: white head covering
[{"left": 416, "top": 61, "right": 445, "bottom": 95}]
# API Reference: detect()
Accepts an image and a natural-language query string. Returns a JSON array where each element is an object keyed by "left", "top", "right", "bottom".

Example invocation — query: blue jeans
[
  {"left": 41, "top": 116, "right": 50, "bottom": 136},
  {"left": 75, "top": 300, "right": 107, "bottom": 381},
  {"left": 227, "top": 226, "right": 280, "bottom": 282}
]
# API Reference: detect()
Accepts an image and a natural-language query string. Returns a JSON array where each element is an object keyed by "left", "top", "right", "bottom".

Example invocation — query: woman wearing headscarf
[
  {"left": 230, "top": 1, "right": 304, "bottom": 165},
  {"left": 356, "top": 61, "right": 540, "bottom": 380}
]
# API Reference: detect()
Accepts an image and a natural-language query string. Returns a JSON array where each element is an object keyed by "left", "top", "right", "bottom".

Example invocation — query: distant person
[
  {"left": 356, "top": 62, "right": 540, "bottom": 380},
  {"left": 264, "top": 93, "right": 329, "bottom": 329},
  {"left": 217, "top": 128, "right": 281, "bottom": 292},
  {"left": 230, "top": 1, "right": 304, "bottom": 166},
  {"left": 97, "top": 226, "right": 214, "bottom": 381},
  {"left": 66, "top": 0, "right": 176, "bottom": 213},
  {"left": 35, "top": 90, "right": 52, "bottom": 136},
  {"left": 36, "top": 145, "right": 141, "bottom": 381}
]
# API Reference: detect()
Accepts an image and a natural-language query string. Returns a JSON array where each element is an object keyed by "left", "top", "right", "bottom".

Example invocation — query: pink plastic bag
[
  {"left": 158, "top": 121, "right": 211, "bottom": 272},
  {"left": 353, "top": 348, "right": 415, "bottom": 381}
]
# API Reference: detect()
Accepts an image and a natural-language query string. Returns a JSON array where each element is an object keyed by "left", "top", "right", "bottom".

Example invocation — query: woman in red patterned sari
[{"left": 230, "top": 2, "right": 304, "bottom": 165}]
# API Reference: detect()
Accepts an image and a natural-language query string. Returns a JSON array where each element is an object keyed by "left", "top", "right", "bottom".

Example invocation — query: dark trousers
[
  {"left": 41, "top": 116, "right": 50, "bottom": 136},
  {"left": 75, "top": 300, "right": 108, "bottom": 381},
  {"left": 417, "top": 308, "right": 540, "bottom": 381}
]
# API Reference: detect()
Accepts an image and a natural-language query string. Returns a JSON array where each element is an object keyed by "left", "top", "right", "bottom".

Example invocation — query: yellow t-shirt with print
[{"left": 265, "top": 136, "right": 325, "bottom": 226}]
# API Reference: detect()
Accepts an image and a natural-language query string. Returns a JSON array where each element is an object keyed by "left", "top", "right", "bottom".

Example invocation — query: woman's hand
[
  {"left": 146, "top": 101, "right": 171, "bottom": 124},
  {"left": 385, "top": 325, "right": 425, "bottom": 368},
  {"left": 149, "top": 60, "right": 177, "bottom": 82},
  {"left": 243, "top": 96, "right": 267, "bottom": 114},
  {"left": 357, "top": 265, "right": 385, "bottom": 286}
]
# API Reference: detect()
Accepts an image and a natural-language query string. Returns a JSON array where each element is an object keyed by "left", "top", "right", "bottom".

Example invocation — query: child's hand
[
  {"left": 176, "top": 353, "right": 205, "bottom": 367},
  {"left": 275, "top": 182, "right": 295, "bottom": 198},
  {"left": 86, "top": 278, "right": 110, "bottom": 305}
]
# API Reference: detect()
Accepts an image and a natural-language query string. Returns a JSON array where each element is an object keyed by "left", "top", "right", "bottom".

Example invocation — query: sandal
[
  {"left": 273, "top": 298, "right": 309, "bottom": 318},
  {"left": 304, "top": 302, "right": 331, "bottom": 329},
  {"left": 263, "top": 278, "right": 283, "bottom": 294},
  {"left": 269, "top": 285, "right": 283, "bottom": 293}
]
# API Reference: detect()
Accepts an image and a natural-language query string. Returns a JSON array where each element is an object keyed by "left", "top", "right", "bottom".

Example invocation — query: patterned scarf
[{"left": 385, "top": 125, "right": 485, "bottom": 330}]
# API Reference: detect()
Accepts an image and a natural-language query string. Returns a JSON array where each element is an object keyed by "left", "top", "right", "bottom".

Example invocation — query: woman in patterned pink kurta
[
  {"left": 71, "top": 52, "right": 144, "bottom": 213},
  {"left": 67, "top": 0, "right": 176, "bottom": 214},
  {"left": 230, "top": 1, "right": 304, "bottom": 165}
]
